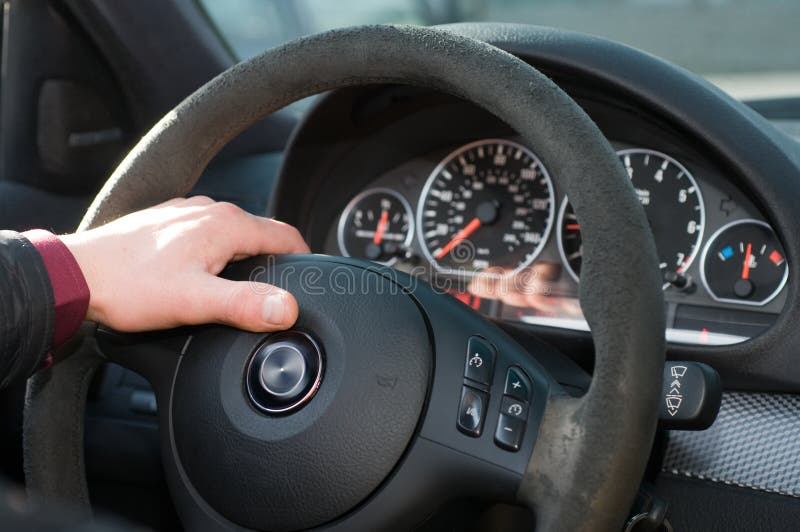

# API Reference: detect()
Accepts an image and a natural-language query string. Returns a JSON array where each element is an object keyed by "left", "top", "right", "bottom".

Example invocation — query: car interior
[{"left": 3, "top": 1, "right": 800, "bottom": 531}]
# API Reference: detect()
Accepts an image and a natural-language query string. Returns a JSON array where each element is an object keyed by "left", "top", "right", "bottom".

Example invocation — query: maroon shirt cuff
[{"left": 23, "top": 229, "right": 90, "bottom": 349}]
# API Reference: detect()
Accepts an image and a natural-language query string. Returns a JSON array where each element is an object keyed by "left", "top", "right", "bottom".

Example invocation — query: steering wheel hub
[{"left": 170, "top": 259, "right": 432, "bottom": 531}]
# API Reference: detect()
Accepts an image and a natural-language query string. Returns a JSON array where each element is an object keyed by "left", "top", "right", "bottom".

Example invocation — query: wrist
[{"left": 59, "top": 233, "right": 104, "bottom": 324}]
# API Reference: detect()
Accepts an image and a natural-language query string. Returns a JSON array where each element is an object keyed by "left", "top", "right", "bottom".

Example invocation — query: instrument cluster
[{"left": 327, "top": 137, "right": 788, "bottom": 346}]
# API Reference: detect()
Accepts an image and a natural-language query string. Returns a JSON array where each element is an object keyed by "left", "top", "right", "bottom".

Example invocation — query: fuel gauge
[
  {"left": 701, "top": 219, "right": 788, "bottom": 306},
  {"left": 337, "top": 188, "right": 414, "bottom": 265}
]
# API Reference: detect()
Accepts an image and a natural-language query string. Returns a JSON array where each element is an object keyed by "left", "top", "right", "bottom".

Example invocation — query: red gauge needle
[
  {"left": 436, "top": 217, "right": 482, "bottom": 260},
  {"left": 741, "top": 242, "right": 753, "bottom": 280},
  {"left": 373, "top": 210, "right": 389, "bottom": 245},
  {"left": 565, "top": 224, "right": 581, "bottom": 230}
]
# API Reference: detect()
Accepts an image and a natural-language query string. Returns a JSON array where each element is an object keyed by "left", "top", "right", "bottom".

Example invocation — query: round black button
[{"left": 246, "top": 331, "right": 323, "bottom": 415}]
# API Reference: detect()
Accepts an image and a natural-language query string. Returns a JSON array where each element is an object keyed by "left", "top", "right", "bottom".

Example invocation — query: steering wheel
[{"left": 23, "top": 25, "right": 664, "bottom": 532}]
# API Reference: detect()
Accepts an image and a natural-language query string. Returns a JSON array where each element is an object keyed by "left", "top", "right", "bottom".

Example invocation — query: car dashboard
[{"left": 276, "top": 85, "right": 788, "bottom": 348}]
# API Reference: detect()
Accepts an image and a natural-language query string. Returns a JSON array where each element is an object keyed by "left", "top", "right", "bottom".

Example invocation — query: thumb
[{"left": 194, "top": 276, "right": 300, "bottom": 332}]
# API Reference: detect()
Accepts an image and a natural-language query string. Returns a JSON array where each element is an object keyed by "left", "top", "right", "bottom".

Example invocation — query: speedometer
[
  {"left": 417, "top": 139, "right": 555, "bottom": 276},
  {"left": 558, "top": 148, "right": 705, "bottom": 287}
]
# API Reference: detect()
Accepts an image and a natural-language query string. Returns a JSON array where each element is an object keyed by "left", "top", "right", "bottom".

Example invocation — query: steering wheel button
[
  {"left": 495, "top": 414, "right": 525, "bottom": 452},
  {"left": 504, "top": 366, "right": 532, "bottom": 401},
  {"left": 245, "top": 331, "right": 324, "bottom": 415},
  {"left": 464, "top": 336, "right": 496, "bottom": 386},
  {"left": 500, "top": 395, "right": 528, "bottom": 420},
  {"left": 259, "top": 345, "right": 308, "bottom": 397},
  {"left": 457, "top": 386, "right": 488, "bottom": 437}
]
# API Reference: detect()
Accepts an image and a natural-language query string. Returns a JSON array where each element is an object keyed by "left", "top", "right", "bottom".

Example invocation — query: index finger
[{"left": 227, "top": 212, "right": 311, "bottom": 259}]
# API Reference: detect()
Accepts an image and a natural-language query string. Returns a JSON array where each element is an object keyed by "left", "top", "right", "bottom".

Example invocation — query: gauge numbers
[
  {"left": 417, "top": 139, "right": 555, "bottom": 276},
  {"left": 337, "top": 188, "right": 414, "bottom": 265},
  {"left": 558, "top": 148, "right": 705, "bottom": 288}
]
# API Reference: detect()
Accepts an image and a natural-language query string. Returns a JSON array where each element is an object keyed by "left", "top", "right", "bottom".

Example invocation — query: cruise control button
[
  {"left": 464, "top": 336, "right": 496, "bottom": 385},
  {"left": 457, "top": 386, "right": 487, "bottom": 437},
  {"left": 495, "top": 414, "right": 525, "bottom": 452},
  {"left": 504, "top": 366, "right": 532, "bottom": 402},
  {"left": 500, "top": 395, "right": 528, "bottom": 420}
]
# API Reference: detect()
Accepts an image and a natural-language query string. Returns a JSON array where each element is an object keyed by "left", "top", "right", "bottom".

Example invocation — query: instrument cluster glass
[{"left": 334, "top": 137, "right": 787, "bottom": 345}]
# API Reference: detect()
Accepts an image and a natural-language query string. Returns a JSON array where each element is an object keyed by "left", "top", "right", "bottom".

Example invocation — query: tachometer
[
  {"left": 337, "top": 188, "right": 414, "bottom": 265},
  {"left": 417, "top": 139, "right": 555, "bottom": 276},
  {"left": 558, "top": 148, "right": 705, "bottom": 288}
]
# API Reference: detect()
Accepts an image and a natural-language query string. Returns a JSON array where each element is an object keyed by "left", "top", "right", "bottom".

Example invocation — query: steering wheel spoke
[{"left": 95, "top": 327, "right": 186, "bottom": 389}]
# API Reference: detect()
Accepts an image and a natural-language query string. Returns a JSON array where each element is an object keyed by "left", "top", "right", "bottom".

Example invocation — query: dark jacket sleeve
[{"left": 0, "top": 230, "right": 54, "bottom": 389}]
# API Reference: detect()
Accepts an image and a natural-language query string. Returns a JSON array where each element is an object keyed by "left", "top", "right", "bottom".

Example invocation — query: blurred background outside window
[{"left": 199, "top": 0, "right": 800, "bottom": 101}]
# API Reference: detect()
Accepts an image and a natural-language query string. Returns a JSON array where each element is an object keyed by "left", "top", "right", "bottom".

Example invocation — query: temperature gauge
[
  {"left": 337, "top": 188, "right": 414, "bottom": 265},
  {"left": 701, "top": 219, "right": 788, "bottom": 306}
]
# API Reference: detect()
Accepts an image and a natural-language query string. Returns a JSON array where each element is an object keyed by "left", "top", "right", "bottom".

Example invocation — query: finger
[
  {"left": 187, "top": 275, "right": 300, "bottom": 332},
  {"left": 153, "top": 198, "right": 186, "bottom": 208},
  {"left": 182, "top": 195, "right": 216, "bottom": 206},
  {"left": 225, "top": 210, "right": 311, "bottom": 256},
  {"left": 150, "top": 196, "right": 215, "bottom": 211}
]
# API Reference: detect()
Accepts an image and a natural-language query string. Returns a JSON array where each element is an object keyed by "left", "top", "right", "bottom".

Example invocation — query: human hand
[{"left": 60, "top": 196, "right": 310, "bottom": 333}]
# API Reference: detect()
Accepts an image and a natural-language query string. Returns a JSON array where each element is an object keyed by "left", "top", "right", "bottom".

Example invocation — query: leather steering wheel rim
[{"left": 24, "top": 24, "right": 665, "bottom": 531}]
